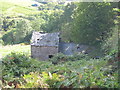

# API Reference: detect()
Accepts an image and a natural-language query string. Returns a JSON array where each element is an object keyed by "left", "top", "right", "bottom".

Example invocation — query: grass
[
  {"left": 0, "top": 2, "right": 14, "bottom": 12},
  {"left": 0, "top": 44, "right": 30, "bottom": 58},
  {"left": 0, "top": 0, "right": 42, "bottom": 16},
  {"left": 12, "top": 6, "right": 41, "bottom": 15}
]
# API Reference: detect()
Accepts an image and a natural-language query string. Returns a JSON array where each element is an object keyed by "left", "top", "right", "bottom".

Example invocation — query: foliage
[
  {"left": 60, "top": 3, "right": 76, "bottom": 42},
  {"left": 1, "top": 0, "right": 65, "bottom": 45},
  {"left": 102, "top": 7, "right": 119, "bottom": 55},
  {"left": 1, "top": 1, "right": 119, "bottom": 88},
  {"left": 19, "top": 72, "right": 49, "bottom": 88},
  {"left": 71, "top": 2, "right": 116, "bottom": 46},
  {"left": 2, "top": 30, "right": 14, "bottom": 45},
  {"left": 1, "top": 17, "right": 15, "bottom": 31},
  {"left": 41, "top": 10, "right": 64, "bottom": 32},
  {"left": 41, "top": 2, "right": 76, "bottom": 37},
  {"left": 2, "top": 52, "right": 41, "bottom": 80},
  {"left": 10, "top": 71, "right": 64, "bottom": 88},
  {"left": 41, "top": 72, "right": 64, "bottom": 88},
  {"left": 2, "top": 52, "right": 119, "bottom": 88},
  {"left": 2, "top": 52, "right": 55, "bottom": 81},
  {"left": 49, "top": 53, "right": 90, "bottom": 64},
  {"left": 31, "top": 16, "right": 45, "bottom": 31},
  {"left": 2, "top": 19, "right": 33, "bottom": 45},
  {"left": 48, "top": 58, "right": 119, "bottom": 88}
]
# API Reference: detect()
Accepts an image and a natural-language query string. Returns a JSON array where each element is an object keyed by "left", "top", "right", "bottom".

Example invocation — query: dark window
[{"left": 49, "top": 55, "right": 53, "bottom": 58}]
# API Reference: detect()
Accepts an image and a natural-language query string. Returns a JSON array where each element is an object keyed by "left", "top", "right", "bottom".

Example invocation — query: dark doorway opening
[
  {"left": 49, "top": 55, "right": 53, "bottom": 58},
  {"left": 77, "top": 46, "right": 80, "bottom": 49}
]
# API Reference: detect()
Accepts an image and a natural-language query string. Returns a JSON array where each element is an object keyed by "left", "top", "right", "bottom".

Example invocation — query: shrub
[
  {"left": 47, "top": 58, "right": 120, "bottom": 88},
  {"left": 2, "top": 30, "right": 15, "bottom": 45},
  {"left": 2, "top": 52, "right": 119, "bottom": 88},
  {"left": 17, "top": 72, "right": 64, "bottom": 88},
  {"left": 41, "top": 72, "right": 64, "bottom": 88},
  {"left": 19, "top": 72, "right": 49, "bottom": 88},
  {"left": 2, "top": 52, "right": 41, "bottom": 81},
  {"left": 2, "top": 19, "right": 33, "bottom": 45},
  {"left": 49, "top": 53, "right": 90, "bottom": 64}
]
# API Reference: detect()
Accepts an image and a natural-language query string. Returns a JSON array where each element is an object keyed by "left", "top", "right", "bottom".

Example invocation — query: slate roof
[{"left": 31, "top": 32, "right": 60, "bottom": 47}]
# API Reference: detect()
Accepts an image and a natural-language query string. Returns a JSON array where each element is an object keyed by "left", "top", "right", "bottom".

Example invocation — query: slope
[{"left": 0, "top": 0, "right": 42, "bottom": 16}]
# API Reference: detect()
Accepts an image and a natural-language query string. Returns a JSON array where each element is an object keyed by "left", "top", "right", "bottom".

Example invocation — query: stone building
[
  {"left": 31, "top": 32, "right": 94, "bottom": 60},
  {"left": 31, "top": 32, "right": 60, "bottom": 60}
]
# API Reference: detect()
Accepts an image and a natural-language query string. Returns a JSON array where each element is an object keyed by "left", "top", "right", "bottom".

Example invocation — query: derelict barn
[
  {"left": 31, "top": 32, "right": 95, "bottom": 60},
  {"left": 31, "top": 32, "right": 60, "bottom": 60}
]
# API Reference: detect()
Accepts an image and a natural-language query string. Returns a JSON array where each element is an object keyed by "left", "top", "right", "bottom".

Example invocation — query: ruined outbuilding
[
  {"left": 31, "top": 32, "right": 94, "bottom": 60},
  {"left": 31, "top": 32, "right": 60, "bottom": 60}
]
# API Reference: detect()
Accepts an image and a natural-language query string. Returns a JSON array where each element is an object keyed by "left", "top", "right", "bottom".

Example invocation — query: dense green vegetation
[
  {"left": 1, "top": 52, "right": 119, "bottom": 88},
  {"left": 0, "top": 0, "right": 65, "bottom": 45},
  {"left": 0, "top": 0, "right": 119, "bottom": 89}
]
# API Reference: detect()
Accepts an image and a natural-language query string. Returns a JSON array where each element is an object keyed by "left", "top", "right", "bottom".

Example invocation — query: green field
[
  {"left": 0, "top": 44, "right": 30, "bottom": 58},
  {"left": 0, "top": 0, "right": 42, "bottom": 15}
]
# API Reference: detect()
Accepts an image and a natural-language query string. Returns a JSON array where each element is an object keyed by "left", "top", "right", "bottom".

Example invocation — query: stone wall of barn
[{"left": 31, "top": 45, "right": 58, "bottom": 60}]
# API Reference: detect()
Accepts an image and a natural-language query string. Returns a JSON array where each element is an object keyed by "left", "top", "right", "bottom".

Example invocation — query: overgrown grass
[{"left": 0, "top": 44, "right": 30, "bottom": 58}]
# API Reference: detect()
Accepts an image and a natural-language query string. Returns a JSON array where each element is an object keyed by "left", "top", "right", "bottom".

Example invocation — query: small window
[{"left": 49, "top": 55, "right": 53, "bottom": 58}]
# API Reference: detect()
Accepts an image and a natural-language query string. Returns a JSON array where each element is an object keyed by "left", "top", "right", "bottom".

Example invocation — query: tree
[
  {"left": 71, "top": 2, "right": 116, "bottom": 47},
  {"left": 14, "top": 19, "right": 33, "bottom": 43},
  {"left": 102, "top": 3, "right": 119, "bottom": 55},
  {"left": 31, "top": 16, "right": 45, "bottom": 31},
  {"left": 41, "top": 10, "right": 63, "bottom": 32},
  {"left": 2, "top": 19, "right": 33, "bottom": 44},
  {"left": 60, "top": 2, "right": 76, "bottom": 42},
  {"left": 1, "top": 17, "right": 15, "bottom": 31}
]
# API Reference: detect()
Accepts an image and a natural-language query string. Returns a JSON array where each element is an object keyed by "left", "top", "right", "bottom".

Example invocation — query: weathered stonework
[
  {"left": 31, "top": 46, "right": 58, "bottom": 60},
  {"left": 31, "top": 32, "right": 59, "bottom": 60},
  {"left": 31, "top": 31, "right": 95, "bottom": 60}
]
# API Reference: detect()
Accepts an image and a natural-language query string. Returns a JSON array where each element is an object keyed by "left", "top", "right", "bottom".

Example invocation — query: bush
[
  {"left": 19, "top": 72, "right": 49, "bottom": 88},
  {"left": 49, "top": 53, "right": 90, "bottom": 64},
  {"left": 13, "top": 72, "right": 64, "bottom": 88},
  {"left": 2, "top": 52, "right": 42, "bottom": 81},
  {"left": 2, "top": 30, "right": 15, "bottom": 45},
  {"left": 2, "top": 52, "right": 119, "bottom": 88},
  {"left": 2, "top": 19, "right": 33, "bottom": 45},
  {"left": 47, "top": 58, "right": 119, "bottom": 88}
]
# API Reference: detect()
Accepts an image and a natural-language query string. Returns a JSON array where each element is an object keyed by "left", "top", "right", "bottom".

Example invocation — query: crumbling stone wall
[
  {"left": 31, "top": 45, "right": 58, "bottom": 60},
  {"left": 59, "top": 42, "right": 94, "bottom": 55}
]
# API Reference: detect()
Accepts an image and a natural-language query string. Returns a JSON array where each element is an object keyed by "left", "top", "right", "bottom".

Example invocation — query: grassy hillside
[
  {"left": 0, "top": 45, "right": 30, "bottom": 58},
  {"left": 0, "top": 0, "right": 42, "bottom": 16}
]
